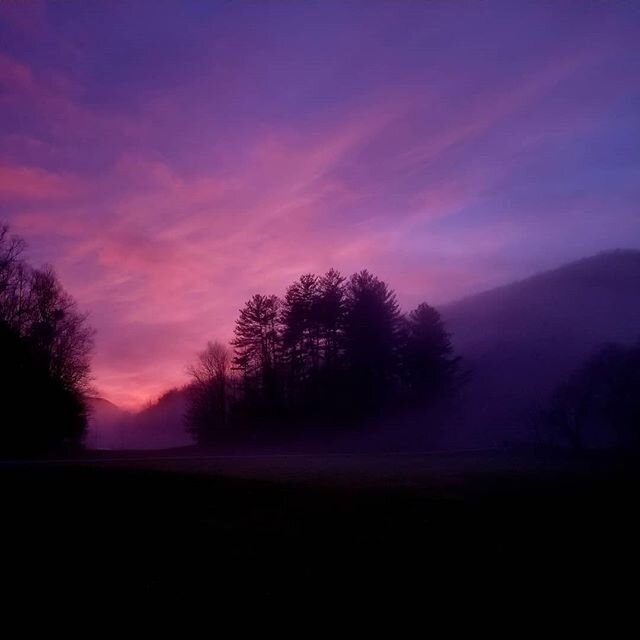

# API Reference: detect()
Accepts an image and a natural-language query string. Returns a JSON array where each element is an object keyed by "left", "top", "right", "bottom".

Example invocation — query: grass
[{"left": 2, "top": 449, "right": 638, "bottom": 598}]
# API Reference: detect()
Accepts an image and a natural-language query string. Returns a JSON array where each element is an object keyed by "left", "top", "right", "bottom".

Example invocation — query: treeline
[
  {"left": 187, "top": 269, "right": 460, "bottom": 444},
  {"left": 0, "top": 224, "right": 93, "bottom": 455},
  {"left": 537, "top": 341, "right": 640, "bottom": 450}
]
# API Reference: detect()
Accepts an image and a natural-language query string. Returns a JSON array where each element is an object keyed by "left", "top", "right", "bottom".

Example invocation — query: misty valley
[
  {"left": 3, "top": 223, "right": 640, "bottom": 598},
  {"left": 86, "top": 249, "right": 640, "bottom": 457},
  {"left": 2, "top": 0, "right": 640, "bottom": 606}
]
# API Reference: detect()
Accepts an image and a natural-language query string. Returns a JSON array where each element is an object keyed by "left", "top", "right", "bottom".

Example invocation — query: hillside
[
  {"left": 85, "top": 397, "right": 131, "bottom": 449},
  {"left": 440, "top": 250, "right": 640, "bottom": 446},
  {"left": 86, "top": 391, "right": 192, "bottom": 450}
]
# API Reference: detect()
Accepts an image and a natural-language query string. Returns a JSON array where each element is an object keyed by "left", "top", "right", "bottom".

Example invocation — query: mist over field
[{"left": 85, "top": 250, "right": 640, "bottom": 455}]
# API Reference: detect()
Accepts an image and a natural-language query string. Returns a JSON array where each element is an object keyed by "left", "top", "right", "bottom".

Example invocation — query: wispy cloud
[{"left": 2, "top": 1, "right": 639, "bottom": 407}]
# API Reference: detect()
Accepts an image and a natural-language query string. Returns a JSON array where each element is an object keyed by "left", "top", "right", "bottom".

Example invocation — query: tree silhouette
[
  {"left": 0, "top": 319, "right": 88, "bottom": 455},
  {"left": 27, "top": 267, "right": 93, "bottom": 393},
  {"left": 187, "top": 268, "right": 461, "bottom": 441},
  {"left": 232, "top": 294, "right": 282, "bottom": 418},
  {"left": 400, "top": 303, "right": 460, "bottom": 404},
  {"left": 0, "top": 224, "right": 29, "bottom": 331},
  {"left": 599, "top": 343, "right": 640, "bottom": 447},
  {"left": 281, "top": 274, "right": 321, "bottom": 407},
  {"left": 316, "top": 269, "right": 346, "bottom": 370},
  {"left": 541, "top": 342, "right": 640, "bottom": 449},
  {"left": 0, "top": 223, "right": 93, "bottom": 455},
  {"left": 343, "top": 270, "right": 402, "bottom": 411},
  {"left": 186, "top": 341, "right": 233, "bottom": 444}
]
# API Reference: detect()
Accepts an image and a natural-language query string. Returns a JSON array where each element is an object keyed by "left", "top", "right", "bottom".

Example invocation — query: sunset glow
[{"left": 1, "top": 1, "right": 639, "bottom": 408}]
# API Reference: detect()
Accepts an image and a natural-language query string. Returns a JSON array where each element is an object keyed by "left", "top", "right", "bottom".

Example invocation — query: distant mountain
[
  {"left": 87, "top": 396, "right": 127, "bottom": 420},
  {"left": 440, "top": 250, "right": 640, "bottom": 446},
  {"left": 86, "top": 390, "right": 192, "bottom": 450},
  {"left": 130, "top": 388, "right": 192, "bottom": 449},
  {"left": 85, "top": 396, "right": 132, "bottom": 449}
]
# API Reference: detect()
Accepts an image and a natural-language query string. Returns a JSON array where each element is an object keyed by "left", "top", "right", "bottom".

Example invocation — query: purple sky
[{"left": 1, "top": 1, "right": 639, "bottom": 408}]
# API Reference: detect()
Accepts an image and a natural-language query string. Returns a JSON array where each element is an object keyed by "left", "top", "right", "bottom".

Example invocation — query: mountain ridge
[{"left": 439, "top": 248, "right": 640, "bottom": 446}]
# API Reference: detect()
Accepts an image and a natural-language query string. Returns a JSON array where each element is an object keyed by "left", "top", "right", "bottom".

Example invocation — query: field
[{"left": 2, "top": 448, "right": 639, "bottom": 599}]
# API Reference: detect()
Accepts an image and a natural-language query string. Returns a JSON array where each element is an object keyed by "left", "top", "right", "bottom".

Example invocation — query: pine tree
[
  {"left": 281, "top": 274, "right": 320, "bottom": 392},
  {"left": 231, "top": 294, "right": 282, "bottom": 412},
  {"left": 400, "top": 303, "right": 459, "bottom": 403},
  {"left": 344, "top": 270, "right": 402, "bottom": 410},
  {"left": 317, "top": 269, "right": 346, "bottom": 369}
]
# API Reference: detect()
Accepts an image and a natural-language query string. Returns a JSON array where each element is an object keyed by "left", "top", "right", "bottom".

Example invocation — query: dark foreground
[{"left": 2, "top": 449, "right": 639, "bottom": 603}]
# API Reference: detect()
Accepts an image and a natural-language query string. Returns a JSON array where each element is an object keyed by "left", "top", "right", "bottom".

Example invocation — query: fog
[{"left": 86, "top": 250, "right": 640, "bottom": 453}]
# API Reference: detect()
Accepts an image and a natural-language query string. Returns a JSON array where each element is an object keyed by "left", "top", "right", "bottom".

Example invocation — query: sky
[{"left": 1, "top": 1, "right": 639, "bottom": 408}]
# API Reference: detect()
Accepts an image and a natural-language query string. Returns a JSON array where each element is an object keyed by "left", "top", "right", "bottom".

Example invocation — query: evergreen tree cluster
[{"left": 187, "top": 269, "right": 459, "bottom": 443}]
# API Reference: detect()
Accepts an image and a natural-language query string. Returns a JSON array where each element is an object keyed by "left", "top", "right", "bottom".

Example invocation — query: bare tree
[
  {"left": 186, "top": 341, "right": 233, "bottom": 443},
  {"left": 0, "top": 224, "right": 29, "bottom": 330},
  {"left": 27, "top": 266, "right": 94, "bottom": 393},
  {"left": 189, "top": 340, "right": 231, "bottom": 390},
  {"left": 541, "top": 342, "right": 640, "bottom": 450},
  {"left": 1, "top": 222, "right": 94, "bottom": 454}
]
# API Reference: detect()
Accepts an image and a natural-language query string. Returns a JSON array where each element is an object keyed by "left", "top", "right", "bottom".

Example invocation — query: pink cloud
[
  {"left": 2, "top": 17, "right": 637, "bottom": 408},
  {"left": 0, "top": 52, "right": 35, "bottom": 94},
  {"left": 0, "top": 162, "right": 82, "bottom": 200}
]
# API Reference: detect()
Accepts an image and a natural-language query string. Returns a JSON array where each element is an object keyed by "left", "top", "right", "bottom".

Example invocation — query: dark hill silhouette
[
  {"left": 86, "top": 397, "right": 132, "bottom": 449},
  {"left": 131, "top": 388, "right": 192, "bottom": 449},
  {"left": 440, "top": 249, "right": 640, "bottom": 447},
  {"left": 87, "top": 391, "right": 192, "bottom": 450},
  {"left": 87, "top": 396, "right": 127, "bottom": 420}
]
